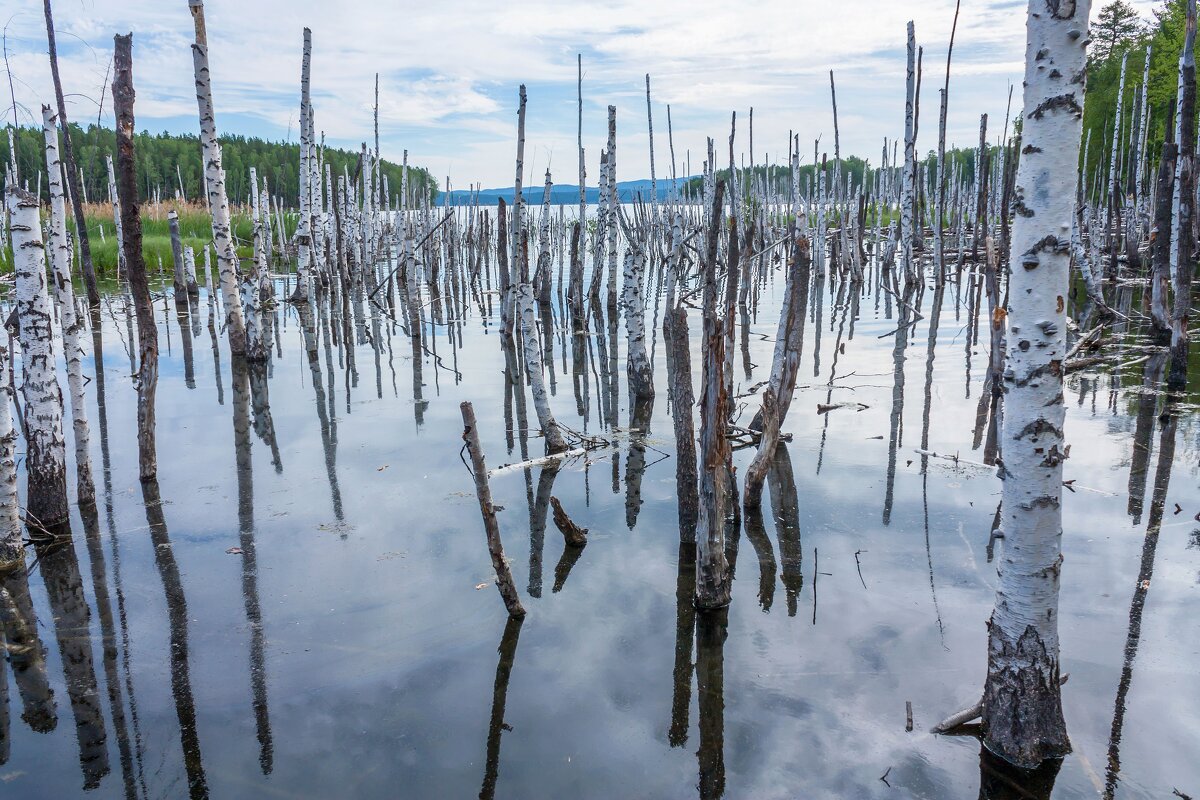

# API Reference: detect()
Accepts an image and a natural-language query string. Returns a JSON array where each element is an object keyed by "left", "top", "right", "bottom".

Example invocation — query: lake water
[{"left": 1, "top": 241, "right": 1197, "bottom": 799}]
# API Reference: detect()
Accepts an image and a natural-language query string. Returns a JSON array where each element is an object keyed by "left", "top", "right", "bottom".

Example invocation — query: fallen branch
[
  {"left": 489, "top": 447, "right": 590, "bottom": 477},
  {"left": 817, "top": 401, "right": 869, "bottom": 414},
  {"left": 1065, "top": 323, "right": 1104, "bottom": 360}
]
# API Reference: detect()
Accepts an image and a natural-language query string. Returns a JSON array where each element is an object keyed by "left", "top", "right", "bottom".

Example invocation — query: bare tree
[
  {"left": 982, "top": 0, "right": 1092, "bottom": 769},
  {"left": 112, "top": 33, "right": 159, "bottom": 481},
  {"left": 42, "top": 0, "right": 101, "bottom": 308}
]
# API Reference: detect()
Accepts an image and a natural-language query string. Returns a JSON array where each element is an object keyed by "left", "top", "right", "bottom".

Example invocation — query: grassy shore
[{"left": 1, "top": 201, "right": 297, "bottom": 278}]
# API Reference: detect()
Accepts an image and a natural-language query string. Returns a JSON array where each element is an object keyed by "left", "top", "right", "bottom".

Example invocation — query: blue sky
[{"left": 3, "top": 0, "right": 1161, "bottom": 188}]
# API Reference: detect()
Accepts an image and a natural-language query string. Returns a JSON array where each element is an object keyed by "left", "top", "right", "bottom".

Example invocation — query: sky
[{"left": 2, "top": 0, "right": 1165, "bottom": 190}]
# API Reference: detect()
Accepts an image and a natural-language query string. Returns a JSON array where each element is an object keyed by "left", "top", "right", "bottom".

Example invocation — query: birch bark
[
  {"left": 983, "top": 0, "right": 1091, "bottom": 769},
  {"left": 0, "top": 341, "right": 20, "bottom": 568},
  {"left": 188, "top": 0, "right": 247, "bottom": 356},
  {"left": 291, "top": 27, "right": 313, "bottom": 303},
  {"left": 7, "top": 184, "right": 69, "bottom": 529},
  {"left": 43, "top": 106, "right": 95, "bottom": 507}
]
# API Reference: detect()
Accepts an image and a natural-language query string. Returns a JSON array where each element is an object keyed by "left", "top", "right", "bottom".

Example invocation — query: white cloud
[{"left": 1, "top": 0, "right": 1144, "bottom": 187}]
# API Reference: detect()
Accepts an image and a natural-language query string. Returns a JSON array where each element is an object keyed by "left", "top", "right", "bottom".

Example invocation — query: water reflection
[
  {"left": 1104, "top": 385, "right": 1178, "bottom": 799},
  {"left": 768, "top": 443, "right": 803, "bottom": 617},
  {"left": 80, "top": 505, "right": 137, "bottom": 798},
  {"left": 695, "top": 607, "right": 727, "bottom": 800},
  {"left": 142, "top": 480, "right": 208, "bottom": 799},
  {"left": 233, "top": 359, "right": 274, "bottom": 775},
  {"left": 33, "top": 531, "right": 109, "bottom": 788},
  {"left": 479, "top": 616, "right": 523, "bottom": 800},
  {"left": 977, "top": 745, "right": 1060, "bottom": 800},
  {"left": 669, "top": 542, "right": 696, "bottom": 747},
  {"left": 0, "top": 565, "right": 56, "bottom": 735},
  {"left": 2, "top": 222, "right": 1198, "bottom": 799}
]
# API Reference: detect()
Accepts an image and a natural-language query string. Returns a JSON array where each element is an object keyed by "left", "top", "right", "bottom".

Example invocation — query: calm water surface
[{"left": 2, "top": 243, "right": 1198, "bottom": 799}]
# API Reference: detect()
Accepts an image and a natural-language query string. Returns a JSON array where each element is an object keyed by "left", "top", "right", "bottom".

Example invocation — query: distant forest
[{"left": 1, "top": 123, "right": 438, "bottom": 207}]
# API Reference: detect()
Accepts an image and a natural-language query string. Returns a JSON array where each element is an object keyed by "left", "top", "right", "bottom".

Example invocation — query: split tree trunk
[
  {"left": 982, "top": 0, "right": 1092, "bottom": 770},
  {"left": 664, "top": 213, "right": 699, "bottom": 537},
  {"left": 695, "top": 179, "right": 731, "bottom": 610}
]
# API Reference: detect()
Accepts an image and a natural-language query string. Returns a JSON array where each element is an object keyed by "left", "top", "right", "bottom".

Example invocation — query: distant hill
[{"left": 441, "top": 178, "right": 696, "bottom": 206}]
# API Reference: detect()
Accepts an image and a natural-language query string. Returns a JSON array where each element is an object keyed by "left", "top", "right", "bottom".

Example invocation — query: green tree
[{"left": 1092, "top": 0, "right": 1149, "bottom": 62}]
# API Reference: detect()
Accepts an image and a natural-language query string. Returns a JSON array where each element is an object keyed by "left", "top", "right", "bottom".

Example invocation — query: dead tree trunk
[
  {"left": 42, "top": 105, "right": 95, "bottom": 507},
  {"left": 461, "top": 401, "right": 526, "bottom": 618},
  {"left": 1169, "top": 0, "right": 1197, "bottom": 394},
  {"left": 43, "top": 0, "right": 101, "bottom": 308},
  {"left": 112, "top": 33, "right": 159, "bottom": 481},
  {"left": 664, "top": 213, "right": 698, "bottom": 537},
  {"left": 981, "top": 0, "right": 1091, "bottom": 770},
  {"left": 695, "top": 179, "right": 732, "bottom": 610},
  {"left": 7, "top": 185, "right": 69, "bottom": 532},
  {"left": 0, "top": 342, "right": 21, "bottom": 569},
  {"left": 744, "top": 234, "right": 810, "bottom": 507},
  {"left": 188, "top": 0, "right": 249, "bottom": 357}
]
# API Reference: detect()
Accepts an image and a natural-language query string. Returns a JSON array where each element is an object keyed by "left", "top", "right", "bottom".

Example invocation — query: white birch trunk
[
  {"left": 291, "top": 27, "right": 313, "bottom": 302},
  {"left": 902, "top": 21, "right": 917, "bottom": 283},
  {"left": 6, "top": 184, "right": 69, "bottom": 529},
  {"left": 605, "top": 105, "right": 618, "bottom": 308},
  {"left": 189, "top": 0, "right": 247, "bottom": 355},
  {"left": 517, "top": 276, "right": 568, "bottom": 454},
  {"left": 622, "top": 242, "right": 653, "bottom": 401},
  {"left": 0, "top": 341, "right": 21, "bottom": 567},
  {"left": 983, "top": 0, "right": 1091, "bottom": 769},
  {"left": 250, "top": 165, "right": 270, "bottom": 298},
  {"left": 42, "top": 106, "right": 94, "bottom": 507},
  {"left": 105, "top": 154, "right": 126, "bottom": 280}
]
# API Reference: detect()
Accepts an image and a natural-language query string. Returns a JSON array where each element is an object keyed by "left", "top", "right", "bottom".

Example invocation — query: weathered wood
[
  {"left": 742, "top": 390, "right": 779, "bottom": 509},
  {"left": 112, "top": 32, "right": 159, "bottom": 481},
  {"left": 461, "top": 401, "right": 526, "bottom": 618},
  {"left": 695, "top": 178, "right": 731, "bottom": 610},
  {"left": 664, "top": 212, "right": 698, "bottom": 538}
]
